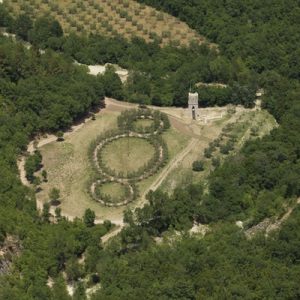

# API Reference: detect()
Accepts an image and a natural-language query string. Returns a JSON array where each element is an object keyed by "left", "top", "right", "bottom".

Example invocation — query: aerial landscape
[{"left": 0, "top": 0, "right": 300, "bottom": 299}]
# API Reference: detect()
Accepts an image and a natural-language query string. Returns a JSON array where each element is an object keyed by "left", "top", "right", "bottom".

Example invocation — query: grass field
[
  {"left": 4, "top": 0, "right": 207, "bottom": 47},
  {"left": 36, "top": 105, "right": 190, "bottom": 222},
  {"left": 100, "top": 136, "right": 155, "bottom": 175},
  {"left": 133, "top": 119, "right": 154, "bottom": 129},
  {"left": 96, "top": 182, "right": 128, "bottom": 202}
]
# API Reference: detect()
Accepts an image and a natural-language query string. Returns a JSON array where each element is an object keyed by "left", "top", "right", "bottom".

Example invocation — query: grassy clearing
[
  {"left": 37, "top": 111, "right": 125, "bottom": 221},
  {"left": 37, "top": 107, "right": 188, "bottom": 221},
  {"left": 100, "top": 137, "right": 155, "bottom": 175},
  {"left": 133, "top": 119, "right": 154, "bottom": 129},
  {"left": 97, "top": 182, "right": 128, "bottom": 203},
  {"left": 4, "top": 0, "right": 207, "bottom": 47}
]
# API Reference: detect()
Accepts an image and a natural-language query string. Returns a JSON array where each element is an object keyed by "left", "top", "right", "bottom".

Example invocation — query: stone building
[
  {"left": 188, "top": 92, "right": 199, "bottom": 120},
  {"left": 255, "top": 88, "right": 264, "bottom": 111}
]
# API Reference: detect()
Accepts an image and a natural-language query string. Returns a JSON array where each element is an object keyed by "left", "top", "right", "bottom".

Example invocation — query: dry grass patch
[
  {"left": 96, "top": 182, "right": 128, "bottom": 204},
  {"left": 133, "top": 119, "right": 154, "bottom": 130},
  {"left": 100, "top": 136, "right": 155, "bottom": 176}
]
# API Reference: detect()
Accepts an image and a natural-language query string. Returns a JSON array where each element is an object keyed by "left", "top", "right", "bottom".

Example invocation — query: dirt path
[
  {"left": 17, "top": 157, "right": 30, "bottom": 187},
  {"left": 140, "top": 138, "right": 198, "bottom": 204},
  {"left": 17, "top": 123, "right": 85, "bottom": 188},
  {"left": 101, "top": 226, "right": 123, "bottom": 244},
  {"left": 245, "top": 198, "right": 300, "bottom": 238},
  {"left": 266, "top": 198, "right": 300, "bottom": 235}
]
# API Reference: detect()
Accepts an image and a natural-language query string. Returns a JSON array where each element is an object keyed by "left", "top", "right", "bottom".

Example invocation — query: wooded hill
[{"left": 1, "top": 1, "right": 300, "bottom": 299}]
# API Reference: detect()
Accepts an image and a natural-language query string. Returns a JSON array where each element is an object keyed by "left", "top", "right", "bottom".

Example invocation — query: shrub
[
  {"left": 192, "top": 160, "right": 204, "bottom": 172},
  {"left": 119, "top": 10, "right": 128, "bottom": 18},
  {"left": 204, "top": 148, "right": 213, "bottom": 159},
  {"left": 84, "top": 209, "right": 96, "bottom": 227},
  {"left": 212, "top": 157, "right": 220, "bottom": 168},
  {"left": 250, "top": 126, "right": 259, "bottom": 136},
  {"left": 56, "top": 131, "right": 64, "bottom": 141},
  {"left": 25, "top": 151, "right": 43, "bottom": 182},
  {"left": 220, "top": 141, "right": 234, "bottom": 155},
  {"left": 42, "top": 170, "right": 48, "bottom": 182},
  {"left": 49, "top": 187, "right": 61, "bottom": 206}
]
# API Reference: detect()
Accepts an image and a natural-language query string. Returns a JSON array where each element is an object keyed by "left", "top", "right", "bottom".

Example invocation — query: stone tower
[{"left": 188, "top": 92, "right": 199, "bottom": 120}]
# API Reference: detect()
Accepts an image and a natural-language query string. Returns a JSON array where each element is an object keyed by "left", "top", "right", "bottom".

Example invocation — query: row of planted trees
[
  {"left": 97, "top": 135, "right": 166, "bottom": 180},
  {"left": 93, "top": 180, "right": 139, "bottom": 207},
  {"left": 88, "top": 108, "right": 170, "bottom": 206}
]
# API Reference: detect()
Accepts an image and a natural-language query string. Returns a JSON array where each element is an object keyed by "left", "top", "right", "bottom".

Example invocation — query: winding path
[
  {"left": 17, "top": 125, "right": 83, "bottom": 188},
  {"left": 245, "top": 198, "right": 300, "bottom": 239},
  {"left": 265, "top": 198, "right": 300, "bottom": 236},
  {"left": 101, "top": 226, "right": 123, "bottom": 244}
]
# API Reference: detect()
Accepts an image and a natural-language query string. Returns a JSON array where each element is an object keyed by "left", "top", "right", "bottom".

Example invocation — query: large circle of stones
[{"left": 90, "top": 109, "right": 169, "bottom": 207}]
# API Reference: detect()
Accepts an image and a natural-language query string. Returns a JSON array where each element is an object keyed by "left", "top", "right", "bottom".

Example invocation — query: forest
[
  {"left": 136, "top": 0, "right": 300, "bottom": 80},
  {"left": 0, "top": 1, "right": 300, "bottom": 299}
]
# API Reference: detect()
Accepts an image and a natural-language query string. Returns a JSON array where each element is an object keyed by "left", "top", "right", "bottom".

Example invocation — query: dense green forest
[
  {"left": 0, "top": 28, "right": 113, "bottom": 299},
  {"left": 136, "top": 0, "right": 300, "bottom": 79},
  {"left": 1, "top": 1, "right": 300, "bottom": 299}
]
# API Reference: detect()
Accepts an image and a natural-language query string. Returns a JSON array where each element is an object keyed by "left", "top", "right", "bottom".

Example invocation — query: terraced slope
[{"left": 4, "top": 0, "right": 206, "bottom": 47}]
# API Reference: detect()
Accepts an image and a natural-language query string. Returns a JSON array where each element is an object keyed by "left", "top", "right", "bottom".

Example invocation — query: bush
[
  {"left": 220, "top": 141, "right": 234, "bottom": 155},
  {"left": 192, "top": 160, "right": 204, "bottom": 172},
  {"left": 56, "top": 131, "right": 64, "bottom": 141},
  {"left": 204, "top": 148, "right": 213, "bottom": 158},
  {"left": 49, "top": 187, "right": 61, "bottom": 205},
  {"left": 25, "top": 151, "right": 43, "bottom": 182},
  {"left": 250, "top": 126, "right": 259, "bottom": 136},
  {"left": 212, "top": 157, "right": 220, "bottom": 168},
  {"left": 84, "top": 209, "right": 96, "bottom": 227}
]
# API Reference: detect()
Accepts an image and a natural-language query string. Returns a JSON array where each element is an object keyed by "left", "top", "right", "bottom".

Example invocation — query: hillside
[
  {"left": 4, "top": 0, "right": 206, "bottom": 47},
  {"left": 1, "top": 0, "right": 300, "bottom": 299}
]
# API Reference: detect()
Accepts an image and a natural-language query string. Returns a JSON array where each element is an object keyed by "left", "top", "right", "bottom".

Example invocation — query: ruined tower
[{"left": 188, "top": 92, "right": 199, "bottom": 120}]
